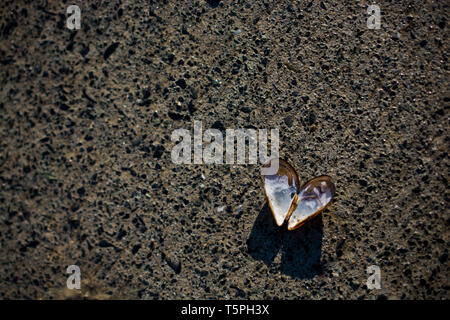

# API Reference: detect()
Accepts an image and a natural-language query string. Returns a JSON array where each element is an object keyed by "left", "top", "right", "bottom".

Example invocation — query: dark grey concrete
[{"left": 0, "top": 0, "right": 448, "bottom": 299}]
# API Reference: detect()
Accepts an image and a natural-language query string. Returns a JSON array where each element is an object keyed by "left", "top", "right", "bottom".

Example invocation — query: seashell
[
  {"left": 287, "top": 176, "right": 335, "bottom": 230},
  {"left": 261, "top": 159, "right": 300, "bottom": 226},
  {"left": 262, "top": 159, "right": 335, "bottom": 230}
]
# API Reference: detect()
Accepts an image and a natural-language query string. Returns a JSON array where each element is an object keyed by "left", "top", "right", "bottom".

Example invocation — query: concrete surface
[{"left": 0, "top": 0, "right": 448, "bottom": 299}]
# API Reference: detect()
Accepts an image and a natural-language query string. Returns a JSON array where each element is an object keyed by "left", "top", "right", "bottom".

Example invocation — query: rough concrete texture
[{"left": 0, "top": 0, "right": 448, "bottom": 299}]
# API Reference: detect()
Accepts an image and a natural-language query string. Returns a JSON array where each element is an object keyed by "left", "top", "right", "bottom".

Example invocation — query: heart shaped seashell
[{"left": 262, "top": 159, "right": 335, "bottom": 230}]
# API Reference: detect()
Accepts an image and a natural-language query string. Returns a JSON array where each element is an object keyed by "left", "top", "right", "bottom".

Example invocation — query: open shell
[{"left": 262, "top": 159, "right": 335, "bottom": 230}]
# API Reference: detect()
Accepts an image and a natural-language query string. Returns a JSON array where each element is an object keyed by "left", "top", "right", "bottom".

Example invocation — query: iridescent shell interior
[
  {"left": 262, "top": 159, "right": 335, "bottom": 230},
  {"left": 262, "top": 159, "right": 299, "bottom": 226},
  {"left": 287, "top": 176, "right": 335, "bottom": 230}
]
